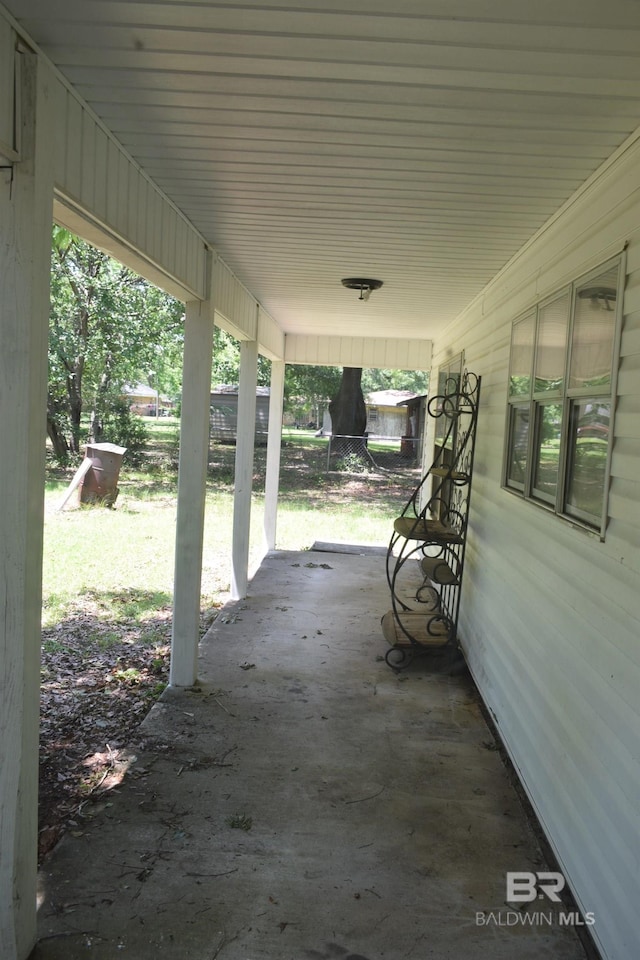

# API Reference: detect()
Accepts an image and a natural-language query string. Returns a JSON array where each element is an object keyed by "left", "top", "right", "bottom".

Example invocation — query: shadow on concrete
[{"left": 33, "top": 551, "right": 587, "bottom": 960}]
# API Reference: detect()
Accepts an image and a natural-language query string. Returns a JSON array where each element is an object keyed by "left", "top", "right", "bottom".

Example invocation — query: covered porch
[
  {"left": 2, "top": 4, "right": 640, "bottom": 959},
  {"left": 33, "top": 549, "right": 585, "bottom": 960}
]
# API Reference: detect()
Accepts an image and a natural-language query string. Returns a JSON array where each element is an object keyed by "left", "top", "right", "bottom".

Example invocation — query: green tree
[
  {"left": 361, "top": 367, "right": 429, "bottom": 395},
  {"left": 284, "top": 364, "right": 342, "bottom": 425},
  {"left": 211, "top": 327, "right": 271, "bottom": 388},
  {"left": 48, "top": 227, "right": 184, "bottom": 461},
  {"left": 283, "top": 364, "right": 428, "bottom": 431}
]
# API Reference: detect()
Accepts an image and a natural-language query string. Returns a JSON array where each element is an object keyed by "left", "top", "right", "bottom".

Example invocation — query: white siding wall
[
  {"left": 45, "top": 71, "right": 208, "bottom": 301},
  {"left": 366, "top": 407, "right": 406, "bottom": 439},
  {"left": 31, "top": 58, "right": 285, "bottom": 358},
  {"left": 0, "top": 17, "right": 17, "bottom": 161},
  {"left": 285, "top": 334, "right": 432, "bottom": 370},
  {"left": 258, "top": 305, "right": 285, "bottom": 361},
  {"left": 214, "top": 257, "right": 258, "bottom": 341},
  {"left": 212, "top": 262, "right": 286, "bottom": 359},
  {"left": 433, "top": 133, "right": 640, "bottom": 960}
]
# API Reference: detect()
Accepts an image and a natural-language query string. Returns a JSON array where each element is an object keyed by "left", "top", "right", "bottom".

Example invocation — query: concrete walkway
[{"left": 34, "top": 550, "right": 588, "bottom": 960}]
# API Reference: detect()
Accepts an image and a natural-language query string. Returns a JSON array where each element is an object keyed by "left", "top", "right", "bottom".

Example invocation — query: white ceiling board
[
  {"left": 14, "top": 0, "right": 640, "bottom": 40},
  {"left": 7, "top": 0, "right": 640, "bottom": 339}
]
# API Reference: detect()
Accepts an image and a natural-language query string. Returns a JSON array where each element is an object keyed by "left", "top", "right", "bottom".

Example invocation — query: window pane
[
  {"left": 565, "top": 400, "right": 611, "bottom": 525},
  {"left": 569, "top": 265, "right": 619, "bottom": 391},
  {"left": 534, "top": 293, "right": 569, "bottom": 394},
  {"left": 509, "top": 312, "right": 535, "bottom": 397},
  {"left": 532, "top": 403, "right": 563, "bottom": 502},
  {"left": 506, "top": 404, "right": 530, "bottom": 488}
]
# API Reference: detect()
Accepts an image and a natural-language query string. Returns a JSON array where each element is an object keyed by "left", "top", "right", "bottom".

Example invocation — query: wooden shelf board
[
  {"left": 393, "top": 516, "right": 463, "bottom": 544},
  {"left": 381, "top": 610, "right": 451, "bottom": 647},
  {"left": 420, "top": 556, "right": 460, "bottom": 585},
  {"left": 430, "top": 467, "right": 469, "bottom": 481}
]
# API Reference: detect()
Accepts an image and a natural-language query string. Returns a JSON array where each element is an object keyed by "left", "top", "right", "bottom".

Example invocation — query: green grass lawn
[
  {"left": 43, "top": 427, "right": 414, "bottom": 635},
  {"left": 39, "top": 426, "right": 416, "bottom": 842}
]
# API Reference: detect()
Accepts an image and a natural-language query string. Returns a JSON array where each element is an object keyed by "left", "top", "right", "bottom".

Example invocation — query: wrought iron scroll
[{"left": 384, "top": 370, "right": 481, "bottom": 668}]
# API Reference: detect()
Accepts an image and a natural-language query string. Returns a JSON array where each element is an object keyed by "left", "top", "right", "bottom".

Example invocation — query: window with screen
[{"left": 503, "top": 257, "right": 623, "bottom": 537}]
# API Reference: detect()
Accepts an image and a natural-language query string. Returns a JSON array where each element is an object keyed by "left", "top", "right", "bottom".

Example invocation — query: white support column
[
  {"left": 0, "top": 55, "right": 55, "bottom": 960},
  {"left": 263, "top": 359, "right": 285, "bottom": 553},
  {"left": 170, "top": 267, "right": 215, "bottom": 687},
  {"left": 231, "top": 339, "right": 259, "bottom": 599}
]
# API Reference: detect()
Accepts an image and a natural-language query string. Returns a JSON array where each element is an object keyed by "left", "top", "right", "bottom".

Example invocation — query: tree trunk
[
  {"left": 329, "top": 367, "right": 366, "bottom": 435},
  {"left": 89, "top": 359, "right": 112, "bottom": 443},
  {"left": 328, "top": 367, "right": 367, "bottom": 459},
  {"left": 67, "top": 373, "right": 83, "bottom": 455},
  {"left": 46, "top": 410, "right": 70, "bottom": 463}
]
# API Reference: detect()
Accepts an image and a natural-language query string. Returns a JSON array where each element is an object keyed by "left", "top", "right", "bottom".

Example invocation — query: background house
[
  {"left": 365, "top": 389, "right": 416, "bottom": 437},
  {"left": 397, "top": 392, "right": 428, "bottom": 463},
  {"left": 122, "top": 382, "right": 173, "bottom": 416},
  {"left": 321, "top": 389, "right": 419, "bottom": 438}
]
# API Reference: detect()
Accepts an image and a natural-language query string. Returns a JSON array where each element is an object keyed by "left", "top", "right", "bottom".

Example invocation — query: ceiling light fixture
[{"left": 341, "top": 277, "right": 383, "bottom": 302}]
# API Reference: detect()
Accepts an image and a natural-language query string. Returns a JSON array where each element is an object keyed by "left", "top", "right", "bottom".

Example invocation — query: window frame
[
  {"left": 530, "top": 399, "right": 564, "bottom": 507},
  {"left": 503, "top": 255, "right": 625, "bottom": 539}
]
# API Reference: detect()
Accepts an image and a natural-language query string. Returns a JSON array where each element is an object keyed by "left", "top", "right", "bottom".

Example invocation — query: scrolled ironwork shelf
[{"left": 382, "top": 370, "right": 481, "bottom": 671}]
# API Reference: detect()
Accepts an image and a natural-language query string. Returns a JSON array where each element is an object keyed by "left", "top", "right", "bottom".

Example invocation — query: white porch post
[
  {"left": 170, "top": 268, "right": 215, "bottom": 687},
  {"left": 0, "top": 56, "right": 54, "bottom": 960},
  {"left": 231, "top": 338, "right": 259, "bottom": 599},
  {"left": 263, "top": 359, "right": 285, "bottom": 552}
]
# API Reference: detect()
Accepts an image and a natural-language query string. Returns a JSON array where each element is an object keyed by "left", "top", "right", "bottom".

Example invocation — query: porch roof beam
[{"left": 284, "top": 334, "right": 432, "bottom": 371}]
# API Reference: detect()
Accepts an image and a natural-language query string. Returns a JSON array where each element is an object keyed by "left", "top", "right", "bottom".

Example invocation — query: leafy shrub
[
  {"left": 99, "top": 400, "right": 148, "bottom": 465},
  {"left": 335, "top": 451, "right": 373, "bottom": 474}
]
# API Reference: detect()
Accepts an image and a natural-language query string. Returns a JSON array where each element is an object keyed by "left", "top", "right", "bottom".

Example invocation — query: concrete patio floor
[{"left": 33, "top": 549, "right": 589, "bottom": 960}]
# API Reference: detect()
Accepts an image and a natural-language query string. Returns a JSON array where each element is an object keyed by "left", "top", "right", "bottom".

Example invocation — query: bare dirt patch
[{"left": 38, "top": 607, "right": 172, "bottom": 860}]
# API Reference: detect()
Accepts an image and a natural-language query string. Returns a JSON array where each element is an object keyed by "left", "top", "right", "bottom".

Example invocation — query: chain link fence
[
  {"left": 327, "top": 435, "right": 419, "bottom": 473},
  {"left": 208, "top": 432, "right": 419, "bottom": 480}
]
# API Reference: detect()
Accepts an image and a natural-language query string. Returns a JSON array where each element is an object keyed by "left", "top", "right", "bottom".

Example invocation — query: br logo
[{"left": 506, "top": 871, "right": 566, "bottom": 903}]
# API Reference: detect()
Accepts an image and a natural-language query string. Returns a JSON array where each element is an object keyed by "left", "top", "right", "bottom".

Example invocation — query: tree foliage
[
  {"left": 283, "top": 365, "right": 427, "bottom": 408},
  {"left": 284, "top": 364, "right": 428, "bottom": 427},
  {"left": 211, "top": 327, "right": 271, "bottom": 388},
  {"left": 48, "top": 227, "right": 185, "bottom": 461},
  {"left": 284, "top": 364, "right": 342, "bottom": 423},
  {"left": 361, "top": 367, "right": 429, "bottom": 396},
  {"left": 325, "top": 364, "right": 430, "bottom": 458},
  {"left": 47, "top": 225, "right": 430, "bottom": 464}
]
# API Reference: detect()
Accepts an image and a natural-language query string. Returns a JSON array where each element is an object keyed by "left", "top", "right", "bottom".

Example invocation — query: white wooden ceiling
[{"left": 8, "top": 0, "right": 640, "bottom": 339}]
